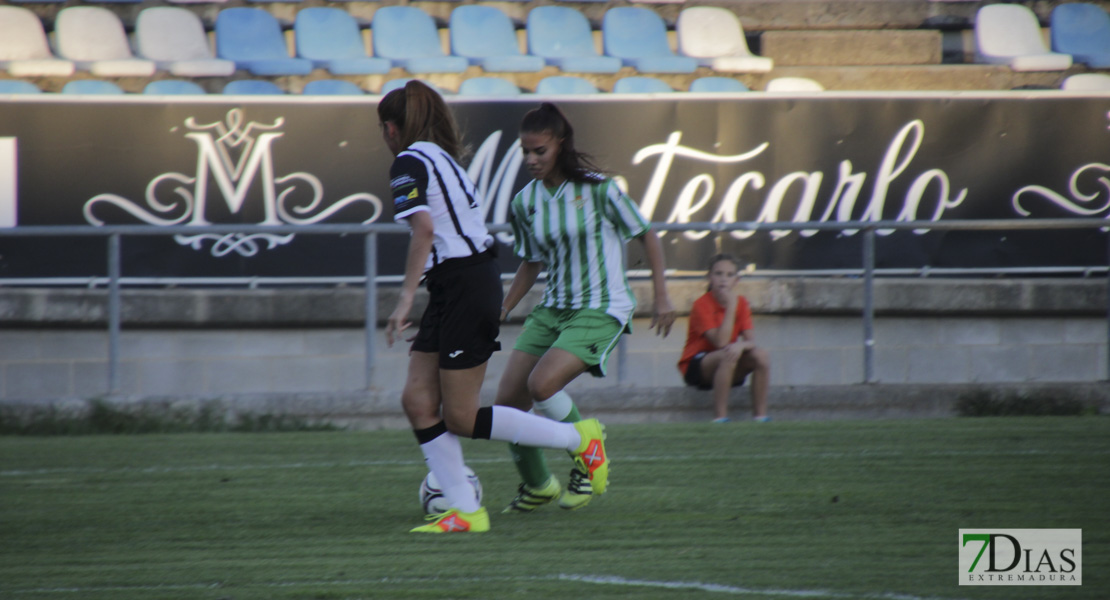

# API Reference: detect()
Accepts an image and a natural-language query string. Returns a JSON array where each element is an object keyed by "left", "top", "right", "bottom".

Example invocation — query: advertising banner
[{"left": 0, "top": 95, "right": 1106, "bottom": 279}]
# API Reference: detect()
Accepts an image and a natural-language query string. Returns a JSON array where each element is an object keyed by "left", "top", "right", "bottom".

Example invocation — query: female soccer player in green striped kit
[{"left": 496, "top": 102, "right": 676, "bottom": 512}]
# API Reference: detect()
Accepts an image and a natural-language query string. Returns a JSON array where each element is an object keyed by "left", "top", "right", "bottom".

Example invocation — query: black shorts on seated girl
[{"left": 682, "top": 351, "right": 748, "bottom": 391}]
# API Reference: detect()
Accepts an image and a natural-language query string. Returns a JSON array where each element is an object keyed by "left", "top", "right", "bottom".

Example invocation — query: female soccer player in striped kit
[
  {"left": 495, "top": 102, "right": 676, "bottom": 513},
  {"left": 379, "top": 82, "right": 609, "bottom": 533}
]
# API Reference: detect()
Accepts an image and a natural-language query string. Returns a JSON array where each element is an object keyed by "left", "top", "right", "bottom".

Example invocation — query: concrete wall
[{"left": 0, "top": 278, "right": 1105, "bottom": 401}]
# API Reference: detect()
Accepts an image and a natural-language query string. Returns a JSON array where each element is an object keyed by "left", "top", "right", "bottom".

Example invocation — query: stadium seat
[
  {"left": 6, "top": 0, "right": 65, "bottom": 3},
  {"left": 143, "top": 80, "right": 207, "bottom": 94},
  {"left": 612, "top": 76, "right": 673, "bottom": 93},
  {"left": 223, "top": 80, "right": 285, "bottom": 94},
  {"left": 83, "top": 0, "right": 142, "bottom": 4},
  {"left": 166, "top": 0, "right": 227, "bottom": 4},
  {"left": 602, "top": 7, "right": 698, "bottom": 73},
  {"left": 676, "top": 7, "right": 773, "bottom": 73},
  {"left": 0, "top": 80, "right": 43, "bottom": 94},
  {"left": 1051, "top": 3, "right": 1110, "bottom": 68},
  {"left": 294, "top": 8, "right": 392, "bottom": 75},
  {"left": 765, "top": 77, "right": 825, "bottom": 92},
  {"left": 135, "top": 8, "right": 235, "bottom": 77},
  {"left": 535, "top": 76, "right": 599, "bottom": 95},
  {"left": 458, "top": 77, "right": 522, "bottom": 96},
  {"left": 1061, "top": 72, "right": 1110, "bottom": 91},
  {"left": 689, "top": 77, "right": 750, "bottom": 93},
  {"left": 0, "top": 7, "right": 75, "bottom": 77},
  {"left": 372, "top": 7, "right": 468, "bottom": 74},
  {"left": 975, "top": 4, "right": 1072, "bottom": 71},
  {"left": 61, "top": 80, "right": 126, "bottom": 94},
  {"left": 450, "top": 6, "right": 544, "bottom": 73},
  {"left": 54, "top": 7, "right": 157, "bottom": 77},
  {"left": 215, "top": 8, "right": 314, "bottom": 76},
  {"left": 526, "top": 7, "right": 622, "bottom": 73},
  {"left": 302, "top": 79, "right": 365, "bottom": 95}
]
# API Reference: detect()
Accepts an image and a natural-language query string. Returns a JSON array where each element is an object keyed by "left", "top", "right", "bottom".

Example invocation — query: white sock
[
  {"left": 489, "top": 405, "right": 581, "bottom": 451},
  {"left": 419, "top": 430, "right": 481, "bottom": 513},
  {"left": 534, "top": 390, "right": 574, "bottom": 421}
]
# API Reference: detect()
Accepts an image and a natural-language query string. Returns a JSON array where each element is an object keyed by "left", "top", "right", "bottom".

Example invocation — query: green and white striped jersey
[{"left": 509, "top": 177, "right": 650, "bottom": 326}]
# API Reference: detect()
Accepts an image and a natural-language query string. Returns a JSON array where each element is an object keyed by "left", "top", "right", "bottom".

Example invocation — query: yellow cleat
[
  {"left": 572, "top": 418, "right": 609, "bottom": 495},
  {"left": 503, "top": 475, "right": 560, "bottom": 513},
  {"left": 410, "top": 507, "right": 490, "bottom": 533},
  {"left": 558, "top": 465, "right": 593, "bottom": 510}
]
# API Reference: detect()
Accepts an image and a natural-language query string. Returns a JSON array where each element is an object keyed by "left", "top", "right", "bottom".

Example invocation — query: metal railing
[{"left": 2, "top": 218, "right": 1108, "bottom": 393}]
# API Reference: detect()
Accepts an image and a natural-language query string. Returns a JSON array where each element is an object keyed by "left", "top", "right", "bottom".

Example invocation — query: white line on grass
[
  {"left": 3, "top": 574, "right": 976, "bottom": 600},
  {"left": 558, "top": 574, "right": 972, "bottom": 600},
  {"left": 3, "top": 574, "right": 972, "bottom": 600},
  {"left": 3, "top": 448, "right": 1106, "bottom": 477}
]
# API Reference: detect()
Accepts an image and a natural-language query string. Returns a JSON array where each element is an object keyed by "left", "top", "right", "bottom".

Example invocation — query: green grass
[{"left": 1, "top": 418, "right": 1107, "bottom": 599}]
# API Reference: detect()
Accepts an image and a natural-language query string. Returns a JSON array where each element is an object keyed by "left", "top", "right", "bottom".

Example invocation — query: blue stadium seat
[
  {"left": 136, "top": 8, "right": 235, "bottom": 77},
  {"left": 302, "top": 79, "right": 365, "bottom": 95},
  {"left": 535, "top": 76, "right": 599, "bottom": 95},
  {"left": 0, "top": 6, "right": 75, "bottom": 77},
  {"left": 602, "top": 7, "right": 697, "bottom": 74},
  {"left": 1051, "top": 3, "right": 1110, "bottom": 68},
  {"left": 215, "top": 8, "right": 314, "bottom": 76},
  {"left": 223, "top": 79, "right": 285, "bottom": 94},
  {"left": 689, "top": 77, "right": 750, "bottom": 93},
  {"left": 61, "top": 80, "right": 126, "bottom": 94},
  {"left": 295, "top": 8, "right": 392, "bottom": 75},
  {"left": 450, "top": 6, "right": 544, "bottom": 73},
  {"left": 372, "top": 7, "right": 468, "bottom": 73},
  {"left": 527, "top": 6, "right": 621, "bottom": 73},
  {"left": 458, "top": 77, "right": 522, "bottom": 96},
  {"left": 612, "top": 76, "right": 673, "bottom": 93},
  {"left": 0, "top": 80, "right": 43, "bottom": 94},
  {"left": 144, "top": 80, "right": 207, "bottom": 94},
  {"left": 55, "top": 7, "right": 156, "bottom": 77}
]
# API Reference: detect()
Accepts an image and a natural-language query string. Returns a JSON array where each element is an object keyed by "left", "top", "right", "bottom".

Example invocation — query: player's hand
[
  {"left": 716, "top": 284, "right": 740, "bottom": 307},
  {"left": 385, "top": 297, "right": 415, "bottom": 347},
  {"left": 651, "top": 296, "right": 676, "bottom": 337}
]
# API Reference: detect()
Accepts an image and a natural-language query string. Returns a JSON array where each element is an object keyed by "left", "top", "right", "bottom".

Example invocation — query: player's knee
[
  {"left": 751, "top": 347, "right": 771, "bottom": 370},
  {"left": 441, "top": 404, "right": 477, "bottom": 438},
  {"left": 401, "top": 388, "right": 437, "bottom": 424},
  {"left": 525, "top": 374, "right": 560, "bottom": 403}
]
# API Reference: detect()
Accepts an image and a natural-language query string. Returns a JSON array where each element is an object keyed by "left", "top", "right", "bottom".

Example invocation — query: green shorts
[{"left": 514, "top": 307, "right": 625, "bottom": 377}]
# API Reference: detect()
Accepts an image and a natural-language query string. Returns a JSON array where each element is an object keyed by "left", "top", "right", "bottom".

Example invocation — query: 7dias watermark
[{"left": 959, "top": 529, "right": 1081, "bottom": 586}]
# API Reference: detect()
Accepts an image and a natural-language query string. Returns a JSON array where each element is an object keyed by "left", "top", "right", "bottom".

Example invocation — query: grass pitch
[{"left": 1, "top": 418, "right": 1107, "bottom": 599}]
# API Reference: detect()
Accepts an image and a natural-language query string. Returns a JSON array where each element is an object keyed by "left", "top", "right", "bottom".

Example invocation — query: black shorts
[
  {"left": 412, "top": 252, "right": 503, "bottom": 369},
  {"left": 684, "top": 351, "right": 747, "bottom": 391}
]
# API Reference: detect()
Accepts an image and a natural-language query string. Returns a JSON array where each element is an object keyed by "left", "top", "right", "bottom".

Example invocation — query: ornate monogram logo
[{"left": 83, "top": 109, "right": 383, "bottom": 257}]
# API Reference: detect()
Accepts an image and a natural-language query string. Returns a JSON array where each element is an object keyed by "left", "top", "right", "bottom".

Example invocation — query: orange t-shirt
[{"left": 677, "top": 292, "right": 753, "bottom": 376}]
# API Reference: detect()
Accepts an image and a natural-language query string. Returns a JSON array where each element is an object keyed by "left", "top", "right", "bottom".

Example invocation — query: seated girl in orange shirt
[{"left": 677, "top": 254, "right": 771, "bottom": 423}]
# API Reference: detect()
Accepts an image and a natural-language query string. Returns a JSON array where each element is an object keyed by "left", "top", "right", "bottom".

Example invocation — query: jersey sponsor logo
[
  {"left": 407, "top": 188, "right": 419, "bottom": 200},
  {"left": 390, "top": 174, "right": 416, "bottom": 189},
  {"left": 449, "top": 350, "right": 464, "bottom": 358}
]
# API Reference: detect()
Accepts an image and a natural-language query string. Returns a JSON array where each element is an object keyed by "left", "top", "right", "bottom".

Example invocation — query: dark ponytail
[
  {"left": 378, "top": 80, "right": 465, "bottom": 162},
  {"left": 520, "top": 102, "right": 605, "bottom": 184}
]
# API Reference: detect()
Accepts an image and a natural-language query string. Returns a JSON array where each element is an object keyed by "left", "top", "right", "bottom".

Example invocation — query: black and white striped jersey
[{"left": 390, "top": 141, "right": 493, "bottom": 272}]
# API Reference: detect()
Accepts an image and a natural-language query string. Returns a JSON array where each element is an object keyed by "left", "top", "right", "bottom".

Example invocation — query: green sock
[
  {"left": 508, "top": 443, "right": 552, "bottom": 489},
  {"left": 509, "top": 391, "right": 582, "bottom": 488}
]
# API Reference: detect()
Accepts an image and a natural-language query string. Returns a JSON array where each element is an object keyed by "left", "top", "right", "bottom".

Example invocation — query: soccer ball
[{"left": 419, "top": 466, "right": 482, "bottom": 515}]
